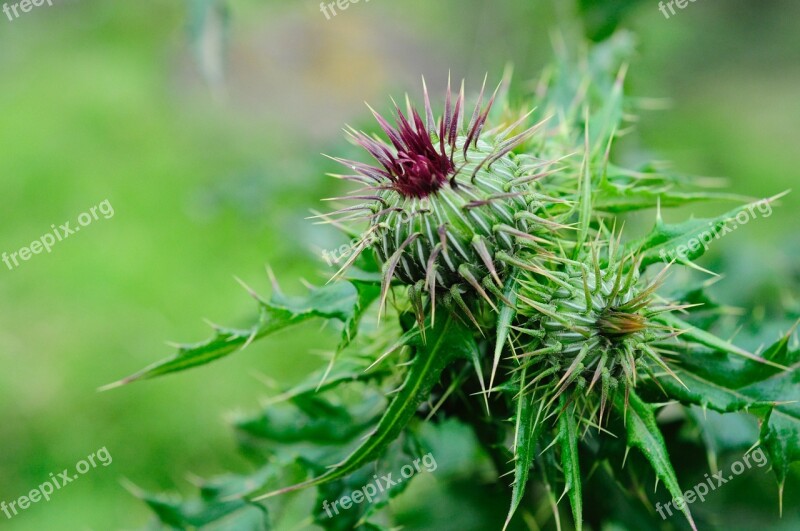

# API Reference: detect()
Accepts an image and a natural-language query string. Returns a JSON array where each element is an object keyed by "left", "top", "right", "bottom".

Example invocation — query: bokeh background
[{"left": 0, "top": 0, "right": 797, "bottom": 529}]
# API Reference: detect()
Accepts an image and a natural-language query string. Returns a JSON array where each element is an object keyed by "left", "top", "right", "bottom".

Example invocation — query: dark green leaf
[
  {"left": 504, "top": 370, "right": 547, "bottom": 530},
  {"left": 613, "top": 390, "right": 697, "bottom": 531},
  {"left": 559, "top": 395, "right": 583, "bottom": 531},
  {"left": 578, "top": 0, "right": 648, "bottom": 41},
  {"left": 106, "top": 280, "right": 376, "bottom": 387},
  {"left": 595, "top": 166, "right": 747, "bottom": 213},
  {"left": 655, "top": 329, "right": 800, "bottom": 493},
  {"left": 133, "top": 467, "right": 273, "bottom": 530},
  {"left": 254, "top": 311, "right": 475, "bottom": 499}
]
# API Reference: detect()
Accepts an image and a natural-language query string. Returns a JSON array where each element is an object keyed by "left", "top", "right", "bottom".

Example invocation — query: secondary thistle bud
[
  {"left": 515, "top": 244, "right": 680, "bottom": 419},
  {"left": 325, "top": 77, "right": 566, "bottom": 310}
]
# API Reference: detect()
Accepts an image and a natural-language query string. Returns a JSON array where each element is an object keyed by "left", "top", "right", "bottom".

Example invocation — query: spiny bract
[
  {"left": 514, "top": 240, "right": 683, "bottom": 419},
  {"left": 325, "top": 78, "right": 570, "bottom": 311}
]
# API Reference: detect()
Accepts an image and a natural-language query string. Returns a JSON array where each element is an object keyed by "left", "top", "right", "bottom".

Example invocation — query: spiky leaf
[
  {"left": 559, "top": 395, "right": 583, "bottom": 531},
  {"left": 108, "top": 280, "right": 377, "bottom": 386},
  {"left": 630, "top": 194, "right": 785, "bottom": 269},
  {"left": 653, "top": 329, "right": 800, "bottom": 493},
  {"left": 594, "top": 166, "right": 746, "bottom": 213},
  {"left": 613, "top": 390, "right": 697, "bottom": 531},
  {"left": 254, "top": 311, "right": 476, "bottom": 499},
  {"left": 133, "top": 467, "right": 273, "bottom": 530},
  {"left": 504, "top": 370, "right": 547, "bottom": 530}
]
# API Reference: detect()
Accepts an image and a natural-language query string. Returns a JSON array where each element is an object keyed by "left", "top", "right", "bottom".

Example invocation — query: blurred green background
[{"left": 0, "top": 0, "right": 797, "bottom": 529}]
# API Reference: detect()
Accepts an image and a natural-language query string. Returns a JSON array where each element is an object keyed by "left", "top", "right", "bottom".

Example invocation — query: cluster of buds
[{"left": 322, "top": 77, "right": 682, "bottom": 411}]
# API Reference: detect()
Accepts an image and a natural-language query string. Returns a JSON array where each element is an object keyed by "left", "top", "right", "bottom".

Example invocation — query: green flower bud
[{"left": 516, "top": 244, "right": 680, "bottom": 418}]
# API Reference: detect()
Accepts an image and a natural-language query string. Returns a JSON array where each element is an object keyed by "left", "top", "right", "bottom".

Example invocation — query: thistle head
[
  {"left": 324, "top": 78, "right": 570, "bottom": 315},
  {"left": 515, "top": 242, "right": 679, "bottom": 420}
]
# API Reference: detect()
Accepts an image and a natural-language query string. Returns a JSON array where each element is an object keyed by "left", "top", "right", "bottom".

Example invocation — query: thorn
[
  {"left": 458, "top": 265, "right": 498, "bottom": 312},
  {"left": 316, "top": 355, "right": 336, "bottom": 392},
  {"left": 472, "top": 236, "right": 502, "bottom": 286},
  {"left": 240, "top": 328, "right": 258, "bottom": 353},
  {"left": 234, "top": 276, "right": 263, "bottom": 302},
  {"left": 203, "top": 318, "right": 222, "bottom": 331},
  {"left": 377, "top": 233, "right": 419, "bottom": 322}
]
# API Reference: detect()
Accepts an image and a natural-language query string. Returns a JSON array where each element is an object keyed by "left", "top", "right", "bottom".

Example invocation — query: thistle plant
[
  {"left": 323, "top": 77, "right": 570, "bottom": 318},
  {"left": 112, "top": 33, "right": 797, "bottom": 531}
]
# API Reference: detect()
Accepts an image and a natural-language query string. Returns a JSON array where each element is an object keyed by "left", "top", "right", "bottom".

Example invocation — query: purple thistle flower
[{"left": 321, "top": 77, "right": 568, "bottom": 320}]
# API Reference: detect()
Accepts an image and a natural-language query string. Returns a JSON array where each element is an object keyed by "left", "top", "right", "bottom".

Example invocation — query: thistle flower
[
  {"left": 514, "top": 239, "right": 684, "bottom": 421},
  {"left": 323, "top": 78, "right": 569, "bottom": 316}
]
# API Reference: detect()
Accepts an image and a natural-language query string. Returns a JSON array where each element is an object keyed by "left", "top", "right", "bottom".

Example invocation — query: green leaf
[
  {"left": 540, "top": 31, "right": 632, "bottom": 142},
  {"left": 613, "top": 390, "right": 697, "bottom": 531},
  {"left": 578, "top": 0, "right": 648, "bottom": 41},
  {"left": 105, "top": 279, "right": 377, "bottom": 387},
  {"left": 254, "top": 311, "right": 475, "bottom": 500},
  {"left": 252, "top": 356, "right": 391, "bottom": 408},
  {"left": 656, "top": 313, "right": 788, "bottom": 371},
  {"left": 132, "top": 467, "right": 273, "bottom": 530},
  {"left": 760, "top": 404, "right": 800, "bottom": 504},
  {"left": 338, "top": 281, "right": 381, "bottom": 353},
  {"left": 629, "top": 193, "right": 787, "bottom": 269},
  {"left": 653, "top": 329, "right": 800, "bottom": 496},
  {"left": 231, "top": 367, "right": 388, "bottom": 464},
  {"left": 559, "top": 395, "right": 583, "bottom": 531},
  {"left": 312, "top": 433, "right": 421, "bottom": 531},
  {"left": 684, "top": 408, "right": 758, "bottom": 473},
  {"left": 235, "top": 393, "right": 383, "bottom": 451},
  {"left": 595, "top": 166, "right": 747, "bottom": 213},
  {"left": 504, "top": 369, "right": 547, "bottom": 530}
]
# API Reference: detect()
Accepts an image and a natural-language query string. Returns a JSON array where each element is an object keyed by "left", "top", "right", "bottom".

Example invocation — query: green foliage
[
  {"left": 132, "top": 468, "right": 273, "bottom": 530},
  {"left": 559, "top": 396, "right": 583, "bottom": 531},
  {"left": 594, "top": 165, "right": 747, "bottom": 213},
  {"left": 107, "top": 280, "right": 377, "bottom": 387},
  {"left": 629, "top": 193, "right": 788, "bottom": 269},
  {"left": 577, "top": 0, "right": 649, "bottom": 41},
  {"left": 613, "top": 391, "right": 696, "bottom": 530},
  {"left": 651, "top": 326, "right": 800, "bottom": 498},
  {"left": 118, "top": 28, "right": 797, "bottom": 531},
  {"left": 252, "top": 310, "right": 476, "bottom": 499},
  {"left": 504, "top": 369, "right": 546, "bottom": 529}
]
